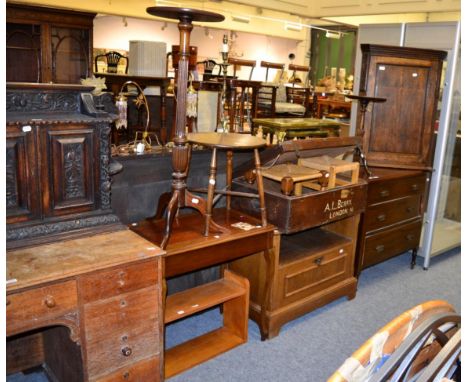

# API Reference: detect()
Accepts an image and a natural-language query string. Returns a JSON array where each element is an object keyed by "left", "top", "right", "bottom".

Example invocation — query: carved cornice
[
  {"left": 6, "top": 90, "right": 80, "bottom": 113},
  {"left": 7, "top": 214, "right": 120, "bottom": 242}
]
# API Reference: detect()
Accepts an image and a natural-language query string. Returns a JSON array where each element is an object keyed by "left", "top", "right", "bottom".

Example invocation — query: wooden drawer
[
  {"left": 278, "top": 242, "right": 353, "bottom": 306},
  {"left": 83, "top": 286, "right": 160, "bottom": 378},
  {"left": 367, "top": 174, "right": 426, "bottom": 205},
  {"left": 6, "top": 280, "right": 77, "bottom": 336},
  {"left": 364, "top": 194, "right": 421, "bottom": 232},
  {"left": 362, "top": 219, "right": 422, "bottom": 269},
  {"left": 79, "top": 260, "right": 158, "bottom": 304},
  {"left": 94, "top": 356, "right": 161, "bottom": 382}
]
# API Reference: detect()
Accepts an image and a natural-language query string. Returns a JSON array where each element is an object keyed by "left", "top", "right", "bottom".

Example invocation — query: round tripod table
[{"left": 188, "top": 132, "right": 267, "bottom": 236}]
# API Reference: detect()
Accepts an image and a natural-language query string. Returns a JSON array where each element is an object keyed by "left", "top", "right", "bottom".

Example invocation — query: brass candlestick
[{"left": 217, "top": 34, "right": 230, "bottom": 133}]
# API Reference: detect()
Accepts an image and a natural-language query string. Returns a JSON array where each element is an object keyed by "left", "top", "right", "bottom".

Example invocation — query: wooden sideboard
[
  {"left": 6, "top": 230, "right": 165, "bottom": 381},
  {"left": 356, "top": 167, "right": 429, "bottom": 273}
]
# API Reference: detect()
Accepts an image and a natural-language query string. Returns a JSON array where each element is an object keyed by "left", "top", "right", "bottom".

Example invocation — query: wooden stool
[
  {"left": 187, "top": 132, "right": 267, "bottom": 236},
  {"left": 261, "top": 164, "right": 324, "bottom": 196},
  {"left": 298, "top": 155, "right": 359, "bottom": 189}
]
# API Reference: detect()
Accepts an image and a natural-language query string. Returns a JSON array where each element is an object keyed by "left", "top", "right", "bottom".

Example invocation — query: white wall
[{"left": 93, "top": 15, "right": 304, "bottom": 82}]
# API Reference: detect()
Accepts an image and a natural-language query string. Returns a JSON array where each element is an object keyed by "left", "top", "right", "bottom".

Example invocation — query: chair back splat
[{"left": 95, "top": 51, "right": 129, "bottom": 74}]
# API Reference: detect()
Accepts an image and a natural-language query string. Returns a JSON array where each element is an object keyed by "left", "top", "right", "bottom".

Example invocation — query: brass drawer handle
[
  {"left": 375, "top": 245, "right": 385, "bottom": 253},
  {"left": 377, "top": 214, "right": 386, "bottom": 222},
  {"left": 379, "top": 190, "right": 390, "bottom": 198},
  {"left": 411, "top": 184, "right": 420, "bottom": 191},
  {"left": 121, "top": 346, "right": 133, "bottom": 357},
  {"left": 406, "top": 207, "right": 415, "bottom": 213},
  {"left": 314, "top": 257, "right": 323, "bottom": 265},
  {"left": 406, "top": 234, "right": 415, "bottom": 241},
  {"left": 44, "top": 295, "right": 56, "bottom": 308}
]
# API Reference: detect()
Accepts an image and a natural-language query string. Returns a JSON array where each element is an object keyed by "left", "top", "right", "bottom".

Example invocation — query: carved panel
[
  {"left": 6, "top": 128, "right": 39, "bottom": 223},
  {"left": 6, "top": 214, "right": 121, "bottom": 242},
  {"left": 63, "top": 143, "right": 85, "bottom": 199},
  {"left": 6, "top": 90, "right": 80, "bottom": 113},
  {"left": 6, "top": 144, "right": 19, "bottom": 209},
  {"left": 98, "top": 123, "right": 112, "bottom": 210},
  {"left": 48, "top": 127, "right": 94, "bottom": 215}
]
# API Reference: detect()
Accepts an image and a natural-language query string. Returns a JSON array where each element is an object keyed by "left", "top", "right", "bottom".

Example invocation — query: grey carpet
[{"left": 8, "top": 248, "right": 461, "bottom": 381}]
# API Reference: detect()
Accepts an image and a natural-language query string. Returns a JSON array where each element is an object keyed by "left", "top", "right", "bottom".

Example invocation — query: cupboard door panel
[
  {"left": 6, "top": 126, "right": 40, "bottom": 223},
  {"left": 42, "top": 125, "right": 97, "bottom": 216}
]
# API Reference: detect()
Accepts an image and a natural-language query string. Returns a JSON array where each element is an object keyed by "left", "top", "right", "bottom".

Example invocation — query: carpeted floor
[{"left": 8, "top": 248, "right": 461, "bottom": 381}]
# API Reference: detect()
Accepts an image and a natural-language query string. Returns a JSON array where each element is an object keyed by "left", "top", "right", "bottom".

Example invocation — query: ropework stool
[
  {"left": 298, "top": 155, "right": 359, "bottom": 190},
  {"left": 187, "top": 132, "right": 268, "bottom": 236}
]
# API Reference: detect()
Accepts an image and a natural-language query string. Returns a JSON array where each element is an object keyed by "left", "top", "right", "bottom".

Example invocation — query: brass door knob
[
  {"left": 377, "top": 214, "right": 386, "bottom": 222},
  {"left": 44, "top": 296, "right": 56, "bottom": 308},
  {"left": 375, "top": 245, "right": 385, "bottom": 253},
  {"left": 121, "top": 347, "right": 132, "bottom": 357},
  {"left": 379, "top": 190, "right": 390, "bottom": 198}
]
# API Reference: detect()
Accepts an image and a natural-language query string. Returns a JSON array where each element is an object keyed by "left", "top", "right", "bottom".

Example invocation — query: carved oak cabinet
[{"left": 6, "top": 83, "right": 121, "bottom": 249}]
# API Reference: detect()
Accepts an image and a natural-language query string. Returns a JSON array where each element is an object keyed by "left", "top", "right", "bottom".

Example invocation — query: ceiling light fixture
[
  {"left": 285, "top": 23, "right": 302, "bottom": 32},
  {"left": 325, "top": 30, "right": 341, "bottom": 39},
  {"left": 231, "top": 15, "right": 251, "bottom": 23}
]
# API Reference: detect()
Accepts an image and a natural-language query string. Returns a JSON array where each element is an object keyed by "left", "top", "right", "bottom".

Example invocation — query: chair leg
[
  {"left": 204, "top": 148, "right": 218, "bottom": 236},
  {"left": 254, "top": 148, "right": 267, "bottom": 227},
  {"left": 226, "top": 150, "right": 233, "bottom": 211}
]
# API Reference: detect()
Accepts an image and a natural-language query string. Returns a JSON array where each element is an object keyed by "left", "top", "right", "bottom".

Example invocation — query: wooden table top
[
  {"left": 187, "top": 132, "right": 266, "bottom": 149},
  {"left": 146, "top": 6, "right": 225, "bottom": 22},
  {"left": 130, "top": 208, "right": 275, "bottom": 257},
  {"left": 253, "top": 118, "right": 340, "bottom": 129},
  {"left": 6, "top": 230, "right": 165, "bottom": 292}
]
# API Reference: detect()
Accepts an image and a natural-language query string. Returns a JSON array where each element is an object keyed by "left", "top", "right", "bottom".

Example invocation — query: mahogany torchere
[{"left": 146, "top": 7, "right": 225, "bottom": 249}]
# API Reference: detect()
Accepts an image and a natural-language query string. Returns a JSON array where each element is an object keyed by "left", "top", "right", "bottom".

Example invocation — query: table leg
[
  {"left": 254, "top": 149, "right": 267, "bottom": 227},
  {"left": 204, "top": 148, "right": 218, "bottom": 236},
  {"left": 160, "top": 85, "right": 167, "bottom": 144},
  {"left": 226, "top": 150, "right": 233, "bottom": 210},
  {"left": 260, "top": 231, "right": 278, "bottom": 341}
]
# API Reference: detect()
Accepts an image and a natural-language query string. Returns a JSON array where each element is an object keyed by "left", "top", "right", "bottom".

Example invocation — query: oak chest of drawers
[
  {"left": 6, "top": 230, "right": 165, "bottom": 381},
  {"left": 357, "top": 167, "right": 429, "bottom": 273}
]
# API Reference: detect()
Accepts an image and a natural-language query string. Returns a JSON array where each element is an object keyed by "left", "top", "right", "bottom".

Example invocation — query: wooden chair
[
  {"left": 257, "top": 61, "right": 311, "bottom": 117},
  {"left": 198, "top": 59, "right": 218, "bottom": 81},
  {"left": 94, "top": 51, "right": 128, "bottom": 74},
  {"left": 225, "top": 57, "right": 258, "bottom": 131},
  {"left": 327, "top": 300, "right": 458, "bottom": 382}
]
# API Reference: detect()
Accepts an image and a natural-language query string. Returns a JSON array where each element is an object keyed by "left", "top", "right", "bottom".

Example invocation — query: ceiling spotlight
[
  {"left": 325, "top": 30, "right": 341, "bottom": 39},
  {"left": 285, "top": 23, "right": 302, "bottom": 32},
  {"left": 231, "top": 15, "right": 251, "bottom": 24}
]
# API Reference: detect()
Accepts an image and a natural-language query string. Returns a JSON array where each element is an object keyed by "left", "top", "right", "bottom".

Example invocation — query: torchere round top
[
  {"left": 146, "top": 7, "right": 225, "bottom": 23},
  {"left": 346, "top": 94, "right": 387, "bottom": 104},
  {"left": 187, "top": 132, "right": 267, "bottom": 150}
]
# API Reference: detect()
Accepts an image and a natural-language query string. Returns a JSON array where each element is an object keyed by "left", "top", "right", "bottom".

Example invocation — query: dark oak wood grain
[
  {"left": 358, "top": 44, "right": 446, "bottom": 170},
  {"left": 356, "top": 167, "right": 430, "bottom": 273}
]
